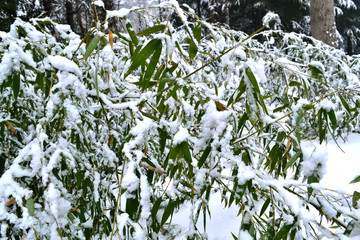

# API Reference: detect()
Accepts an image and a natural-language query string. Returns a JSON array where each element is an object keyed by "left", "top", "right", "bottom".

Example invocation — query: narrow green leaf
[
  {"left": 181, "top": 141, "right": 192, "bottom": 164},
  {"left": 318, "top": 109, "right": 326, "bottom": 144},
  {"left": 100, "top": 36, "right": 108, "bottom": 46},
  {"left": 125, "top": 39, "right": 162, "bottom": 79},
  {"left": 245, "top": 67, "right": 261, "bottom": 94},
  {"left": 169, "top": 144, "right": 181, "bottom": 160},
  {"left": 231, "top": 232, "right": 239, "bottom": 240},
  {"left": 295, "top": 110, "right": 304, "bottom": 126},
  {"left": 112, "top": 30, "right": 130, "bottom": 43},
  {"left": 302, "top": 104, "right": 314, "bottom": 110},
  {"left": 35, "top": 72, "right": 44, "bottom": 91},
  {"left": 12, "top": 73, "right": 21, "bottom": 99},
  {"left": 140, "top": 111, "right": 159, "bottom": 121},
  {"left": 126, "top": 197, "right": 139, "bottom": 221},
  {"left": 193, "top": 25, "right": 202, "bottom": 42},
  {"left": 136, "top": 24, "right": 166, "bottom": 36},
  {"left": 350, "top": 175, "right": 360, "bottom": 184},
  {"left": 285, "top": 152, "right": 301, "bottom": 171},
  {"left": 161, "top": 200, "right": 176, "bottom": 226},
  {"left": 328, "top": 109, "right": 337, "bottom": 130},
  {"left": 126, "top": 22, "right": 139, "bottom": 46},
  {"left": 180, "top": 180, "right": 196, "bottom": 191},
  {"left": 26, "top": 197, "right": 35, "bottom": 216},
  {"left": 158, "top": 128, "right": 169, "bottom": 154},
  {"left": 245, "top": 67, "right": 268, "bottom": 114},
  {"left": 198, "top": 143, "right": 211, "bottom": 168},
  {"left": 339, "top": 94, "right": 352, "bottom": 116},
  {"left": 84, "top": 35, "right": 99, "bottom": 61},
  {"left": 151, "top": 197, "right": 162, "bottom": 225},
  {"left": 189, "top": 38, "right": 198, "bottom": 60},
  {"left": 273, "top": 224, "right": 292, "bottom": 240},
  {"left": 143, "top": 43, "right": 162, "bottom": 88},
  {"left": 259, "top": 197, "right": 270, "bottom": 216}
]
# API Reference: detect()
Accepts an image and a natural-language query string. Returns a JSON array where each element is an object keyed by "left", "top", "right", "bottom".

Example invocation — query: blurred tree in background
[{"left": 2, "top": 0, "right": 360, "bottom": 54}]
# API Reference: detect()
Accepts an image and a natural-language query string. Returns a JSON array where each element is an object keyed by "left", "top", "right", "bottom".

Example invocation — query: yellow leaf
[
  {"left": 109, "top": 30, "right": 113, "bottom": 49},
  {"left": 6, "top": 120, "right": 16, "bottom": 134},
  {"left": 6, "top": 197, "right": 16, "bottom": 206},
  {"left": 214, "top": 100, "right": 227, "bottom": 111},
  {"left": 141, "top": 162, "right": 166, "bottom": 174}
]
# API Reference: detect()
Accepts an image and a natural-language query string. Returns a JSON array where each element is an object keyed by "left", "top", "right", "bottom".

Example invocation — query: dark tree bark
[
  {"left": 65, "top": 1, "right": 75, "bottom": 30},
  {"left": 310, "top": 0, "right": 338, "bottom": 48},
  {"left": 104, "top": 0, "right": 115, "bottom": 29},
  {"left": 41, "top": 0, "right": 52, "bottom": 17}
]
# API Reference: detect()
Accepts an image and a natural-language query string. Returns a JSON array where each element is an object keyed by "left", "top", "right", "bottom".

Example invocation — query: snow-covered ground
[
  {"left": 322, "top": 133, "right": 360, "bottom": 194},
  {"left": 172, "top": 134, "right": 360, "bottom": 240}
]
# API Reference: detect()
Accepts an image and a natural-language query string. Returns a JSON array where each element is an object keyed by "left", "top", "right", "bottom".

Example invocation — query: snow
[
  {"left": 122, "top": 161, "right": 140, "bottom": 192},
  {"left": 262, "top": 11, "right": 282, "bottom": 30},
  {"left": 48, "top": 55, "right": 82, "bottom": 77},
  {"left": 93, "top": 0, "right": 104, "bottom": 8},
  {"left": 107, "top": 9, "right": 131, "bottom": 19},
  {"left": 301, "top": 141, "right": 328, "bottom": 178},
  {"left": 173, "top": 126, "right": 190, "bottom": 145},
  {"left": 321, "top": 134, "right": 360, "bottom": 193}
]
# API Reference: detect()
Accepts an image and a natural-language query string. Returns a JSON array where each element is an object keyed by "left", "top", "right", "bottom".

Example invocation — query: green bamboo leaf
[
  {"left": 193, "top": 25, "right": 201, "bottom": 42},
  {"left": 259, "top": 197, "right": 270, "bottom": 216},
  {"left": 267, "top": 144, "right": 280, "bottom": 171},
  {"left": 100, "top": 36, "right": 108, "bottom": 46},
  {"left": 245, "top": 67, "right": 268, "bottom": 114},
  {"left": 285, "top": 152, "right": 301, "bottom": 171},
  {"left": 140, "top": 111, "right": 159, "bottom": 122},
  {"left": 136, "top": 24, "right": 166, "bottom": 36},
  {"left": 295, "top": 110, "right": 304, "bottom": 126},
  {"left": 231, "top": 232, "right": 239, "bottom": 240},
  {"left": 11, "top": 73, "right": 21, "bottom": 99},
  {"left": 125, "top": 39, "right": 162, "bottom": 79},
  {"left": 151, "top": 197, "right": 163, "bottom": 226},
  {"left": 143, "top": 43, "right": 162, "bottom": 88},
  {"left": 189, "top": 38, "right": 198, "bottom": 60},
  {"left": 84, "top": 34, "right": 99, "bottom": 61},
  {"left": 198, "top": 143, "right": 211, "bottom": 168},
  {"left": 180, "top": 180, "right": 197, "bottom": 192},
  {"left": 302, "top": 104, "right": 314, "bottom": 110},
  {"left": 301, "top": 79, "right": 309, "bottom": 100},
  {"left": 35, "top": 72, "right": 44, "bottom": 91},
  {"left": 318, "top": 109, "right": 326, "bottom": 144},
  {"left": 169, "top": 144, "right": 181, "bottom": 160},
  {"left": 350, "top": 175, "right": 360, "bottom": 184},
  {"left": 181, "top": 141, "right": 192, "bottom": 164},
  {"left": 339, "top": 94, "right": 352, "bottom": 116},
  {"left": 158, "top": 128, "right": 169, "bottom": 154},
  {"left": 126, "top": 197, "right": 139, "bottom": 221},
  {"left": 161, "top": 200, "right": 176, "bottom": 226},
  {"left": 273, "top": 224, "right": 292, "bottom": 240},
  {"left": 307, "top": 174, "right": 320, "bottom": 196},
  {"left": 245, "top": 67, "right": 261, "bottom": 94},
  {"left": 328, "top": 109, "right": 337, "bottom": 130},
  {"left": 26, "top": 197, "right": 35, "bottom": 216},
  {"left": 126, "top": 22, "right": 139, "bottom": 46},
  {"left": 112, "top": 30, "right": 130, "bottom": 43}
]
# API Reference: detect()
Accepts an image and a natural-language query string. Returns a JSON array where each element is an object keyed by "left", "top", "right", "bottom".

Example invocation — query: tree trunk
[
  {"left": 310, "top": 0, "right": 338, "bottom": 48},
  {"left": 65, "top": 1, "right": 74, "bottom": 31},
  {"left": 41, "top": 0, "right": 52, "bottom": 17}
]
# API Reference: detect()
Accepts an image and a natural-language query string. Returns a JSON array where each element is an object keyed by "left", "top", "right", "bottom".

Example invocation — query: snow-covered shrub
[{"left": 0, "top": 1, "right": 360, "bottom": 239}]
